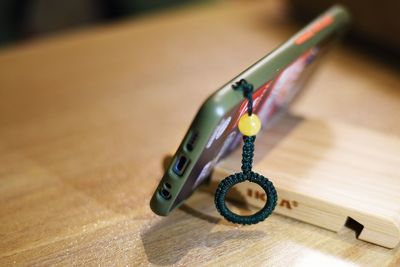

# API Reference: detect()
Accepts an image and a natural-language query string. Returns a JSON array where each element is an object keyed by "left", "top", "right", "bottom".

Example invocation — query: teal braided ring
[{"left": 214, "top": 171, "right": 277, "bottom": 225}]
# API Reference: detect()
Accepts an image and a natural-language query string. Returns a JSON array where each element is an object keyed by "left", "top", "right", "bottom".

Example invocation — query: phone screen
[{"left": 172, "top": 42, "right": 329, "bottom": 209}]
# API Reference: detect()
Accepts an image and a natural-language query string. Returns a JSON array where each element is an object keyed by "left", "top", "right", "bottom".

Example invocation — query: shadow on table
[{"left": 141, "top": 194, "right": 265, "bottom": 265}]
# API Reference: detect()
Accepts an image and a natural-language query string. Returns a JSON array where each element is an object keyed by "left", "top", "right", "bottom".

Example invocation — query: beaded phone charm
[{"left": 214, "top": 79, "right": 278, "bottom": 224}]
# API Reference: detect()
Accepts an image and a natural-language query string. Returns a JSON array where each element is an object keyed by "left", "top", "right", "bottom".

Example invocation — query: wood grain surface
[
  {"left": 209, "top": 114, "right": 400, "bottom": 248},
  {"left": 0, "top": 1, "right": 399, "bottom": 266}
]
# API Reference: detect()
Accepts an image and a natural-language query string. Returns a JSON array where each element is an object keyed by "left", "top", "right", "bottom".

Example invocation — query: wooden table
[{"left": 0, "top": 1, "right": 399, "bottom": 266}]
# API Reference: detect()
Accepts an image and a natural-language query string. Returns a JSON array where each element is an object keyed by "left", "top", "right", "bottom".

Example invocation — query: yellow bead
[{"left": 238, "top": 114, "right": 261, "bottom": 136}]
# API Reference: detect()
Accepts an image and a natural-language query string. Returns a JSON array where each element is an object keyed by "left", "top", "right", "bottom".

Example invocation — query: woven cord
[
  {"left": 215, "top": 79, "right": 278, "bottom": 225},
  {"left": 241, "top": 135, "right": 255, "bottom": 174}
]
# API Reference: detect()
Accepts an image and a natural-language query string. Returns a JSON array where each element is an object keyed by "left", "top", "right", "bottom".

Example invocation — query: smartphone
[{"left": 151, "top": 5, "right": 350, "bottom": 216}]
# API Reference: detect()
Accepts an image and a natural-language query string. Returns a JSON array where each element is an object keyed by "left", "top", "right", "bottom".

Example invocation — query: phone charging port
[{"left": 173, "top": 155, "right": 190, "bottom": 176}]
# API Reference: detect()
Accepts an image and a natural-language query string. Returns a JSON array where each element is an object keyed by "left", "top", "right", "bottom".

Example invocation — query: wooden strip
[{"left": 205, "top": 114, "right": 400, "bottom": 248}]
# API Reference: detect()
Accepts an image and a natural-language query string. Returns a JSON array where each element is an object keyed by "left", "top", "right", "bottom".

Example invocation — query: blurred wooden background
[{"left": 0, "top": 1, "right": 399, "bottom": 266}]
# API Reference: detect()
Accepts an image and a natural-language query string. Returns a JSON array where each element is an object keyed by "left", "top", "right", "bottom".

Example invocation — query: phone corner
[
  {"left": 150, "top": 193, "right": 170, "bottom": 217},
  {"left": 330, "top": 4, "right": 352, "bottom": 26}
]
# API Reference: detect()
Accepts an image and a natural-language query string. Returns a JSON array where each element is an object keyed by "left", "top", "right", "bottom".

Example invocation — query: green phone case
[{"left": 151, "top": 5, "right": 350, "bottom": 216}]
